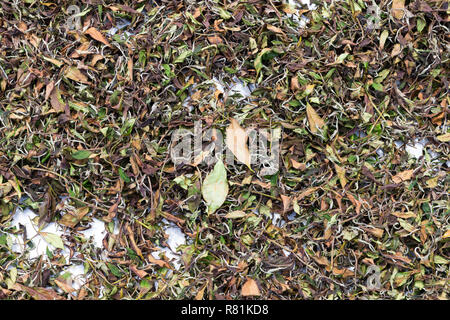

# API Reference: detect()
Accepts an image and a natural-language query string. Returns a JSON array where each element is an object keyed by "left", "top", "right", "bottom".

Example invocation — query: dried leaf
[
  {"left": 224, "top": 210, "right": 247, "bottom": 219},
  {"left": 306, "top": 103, "right": 325, "bottom": 133},
  {"left": 85, "top": 27, "right": 111, "bottom": 46},
  {"left": 226, "top": 118, "right": 251, "bottom": 167},
  {"left": 392, "top": 169, "right": 414, "bottom": 184},
  {"left": 391, "top": 0, "right": 405, "bottom": 19},
  {"left": 391, "top": 211, "right": 416, "bottom": 219},
  {"left": 15, "top": 284, "right": 65, "bottom": 300},
  {"left": 65, "top": 66, "right": 89, "bottom": 84},
  {"left": 436, "top": 133, "right": 450, "bottom": 142},
  {"left": 241, "top": 278, "right": 261, "bottom": 296},
  {"left": 334, "top": 163, "right": 347, "bottom": 188}
]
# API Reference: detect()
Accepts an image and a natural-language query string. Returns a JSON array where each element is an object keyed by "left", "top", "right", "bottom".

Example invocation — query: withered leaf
[
  {"left": 226, "top": 118, "right": 251, "bottom": 167},
  {"left": 306, "top": 103, "right": 325, "bottom": 133},
  {"left": 85, "top": 27, "right": 111, "bottom": 46}
]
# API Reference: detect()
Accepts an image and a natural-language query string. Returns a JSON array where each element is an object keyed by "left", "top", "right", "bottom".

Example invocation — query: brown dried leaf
[
  {"left": 306, "top": 104, "right": 325, "bottom": 133},
  {"left": 65, "top": 66, "right": 89, "bottom": 84},
  {"left": 85, "top": 27, "right": 111, "bottom": 46},
  {"left": 392, "top": 169, "right": 414, "bottom": 184},
  {"left": 50, "top": 87, "right": 65, "bottom": 113},
  {"left": 207, "top": 36, "right": 223, "bottom": 44},
  {"left": 334, "top": 163, "right": 347, "bottom": 188},
  {"left": 391, "top": 211, "right": 416, "bottom": 219},
  {"left": 226, "top": 118, "right": 251, "bottom": 167},
  {"left": 15, "top": 283, "right": 65, "bottom": 300},
  {"left": 391, "top": 0, "right": 405, "bottom": 19},
  {"left": 241, "top": 278, "right": 261, "bottom": 296}
]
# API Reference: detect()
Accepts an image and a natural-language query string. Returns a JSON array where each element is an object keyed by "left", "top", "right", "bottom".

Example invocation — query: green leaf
[
  {"left": 174, "top": 175, "right": 190, "bottom": 190},
  {"left": 254, "top": 48, "right": 272, "bottom": 75},
  {"left": 375, "top": 69, "right": 390, "bottom": 83},
  {"left": 336, "top": 53, "right": 349, "bottom": 63},
  {"left": 40, "top": 232, "right": 64, "bottom": 250},
  {"left": 371, "top": 82, "right": 384, "bottom": 92},
  {"left": 174, "top": 50, "right": 192, "bottom": 64},
  {"left": 433, "top": 255, "right": 448, "bottom": 264},
  {"left": 72, "top": 150, "right": 91, "bottom": 160},
  {"left": 202, "top": 159, "right": 228, "bottom": 214},
  {"left": 217, "top": 7, "right": 232, "bottom": 19},
  {"left": 118, "top": 167, "right": 131, "bottom": 183},
  {"left": 417, "top": 18, "right": 426, "bottom": 33},
  {"left": 107, "top": 263, "right": 123, "bottom": 277}
]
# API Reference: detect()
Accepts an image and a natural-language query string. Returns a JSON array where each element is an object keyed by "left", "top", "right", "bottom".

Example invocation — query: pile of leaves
[{"left": 0, "top": 0, "right": 449, "bottom": 299}]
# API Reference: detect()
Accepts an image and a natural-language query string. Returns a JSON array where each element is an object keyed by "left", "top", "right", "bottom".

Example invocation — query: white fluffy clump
[{"left": 9, "top": 208, "right": 70, "bottom": 260}]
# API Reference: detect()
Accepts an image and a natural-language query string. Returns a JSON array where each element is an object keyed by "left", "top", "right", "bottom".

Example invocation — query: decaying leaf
[
  {"left": 1, "top": 0, "right": 447, "bottom": 301},
  {"left": 15, "top": 284, "right": 65, "bottom": 300}
]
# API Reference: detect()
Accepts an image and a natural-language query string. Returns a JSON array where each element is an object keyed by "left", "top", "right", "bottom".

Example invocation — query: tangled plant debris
[{"left": 0, "top": 0, "right": 449, "bottom": 300}]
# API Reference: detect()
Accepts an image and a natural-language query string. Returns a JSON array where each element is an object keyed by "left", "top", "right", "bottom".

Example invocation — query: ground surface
[{"left": 0, "top": 0, "right": 449, "bottom": 300}]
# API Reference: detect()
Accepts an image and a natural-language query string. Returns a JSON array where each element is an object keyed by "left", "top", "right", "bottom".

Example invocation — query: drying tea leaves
[{"left": 0, "top": 0, "right": 448, "bottom": 301}]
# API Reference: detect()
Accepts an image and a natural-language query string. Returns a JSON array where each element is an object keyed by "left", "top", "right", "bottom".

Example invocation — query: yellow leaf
[
  {"left": 392, "top": 169, "right": 414, "bottom": 184},
  {"left": 391, "top": 211, "right": 416, "bottom": 219},
  {"left": 241, "top": 278, "right": 260, "bottom": 296},
  {"left": 334, "top": 163, "right": 347, "bottom": 188},
  {"left": 391, "top": 43, "right": 402, "bottom": 57},
  {"left": 436, "top": 133, "right": 450, "bottom": 142},
  {"left": 195, "top": 284, "right": 207, "bottom": 300},
  {"left": 443, "top": 229, "right": 450, "bottom": 239},
  {"left": 226, "top": 118, "right": 251, "bottom": 167},
  {"left": 224, "top": 210, "right": 247, "bottom": 219},
  {"left": 426, "top": 176, "right": 438, "bottom": 188},
  {"left": 306, "top": 103, "right": 325, "bottom": 133}
]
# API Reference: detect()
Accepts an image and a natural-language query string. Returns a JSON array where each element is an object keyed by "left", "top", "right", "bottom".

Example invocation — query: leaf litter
[{"left": 0, "top": 0, "right": 449, "bottom": 300}]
